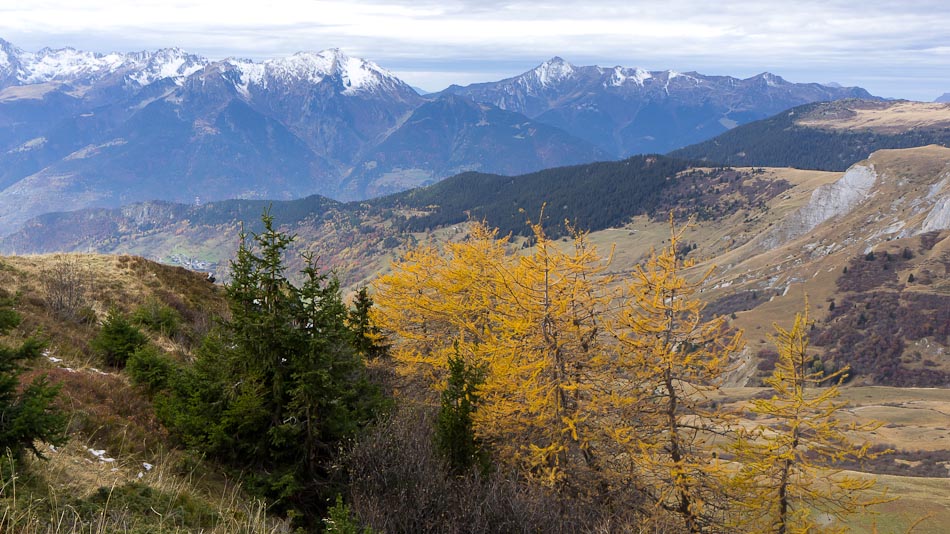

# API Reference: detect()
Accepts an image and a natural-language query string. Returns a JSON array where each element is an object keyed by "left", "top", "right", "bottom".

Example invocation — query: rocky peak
[
  {"left": 532, "top": 56, "right": 576, "bottom": 86},
  {"left": 751, "top": 72, "right": 787, "bottom": 87}
]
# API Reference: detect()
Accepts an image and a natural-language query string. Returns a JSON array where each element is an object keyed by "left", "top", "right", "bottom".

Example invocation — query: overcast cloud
[{"left": 1, "top": 0, "right": 948, "bottom": 100}]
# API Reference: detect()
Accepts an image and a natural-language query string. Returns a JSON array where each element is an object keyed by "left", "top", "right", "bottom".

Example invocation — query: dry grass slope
[{"left": 0, "top": 253, "right": 290, "bottom": 533}]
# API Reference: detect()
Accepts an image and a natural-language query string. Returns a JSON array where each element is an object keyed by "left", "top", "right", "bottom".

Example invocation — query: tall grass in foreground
[{"left": 1, "top": 445, "right": 290, "bottom": 534}]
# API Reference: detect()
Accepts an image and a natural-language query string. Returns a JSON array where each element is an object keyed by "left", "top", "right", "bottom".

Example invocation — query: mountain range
[
  {"left": 0, "top": 38, "right": 875, "bottom": 236},
  {"left": 441, "top": 57, "right": 874, "bottom": 156}
]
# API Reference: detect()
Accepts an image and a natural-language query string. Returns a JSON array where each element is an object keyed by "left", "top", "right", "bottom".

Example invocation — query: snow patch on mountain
[
  {"left": 534, "top": 57, "right": 575, "bottom": 86},
  {"left": 341, "top": 55, "right": 384, "bottom": 94},
  {"left": 3, "top": 38, "right": 407, "bottom": 101},
  {"left": 7, "top": 43, "right": 207, "bottom": 87},
  {"left": 759, "top": 72, "right": 784, "bottom": 87},
  {"left": 266, "top": 51, "right": 338, "bottom": 83},
  {"left": 128, "top": 48, "right": 205, "bottom": 86},
  {"left": 226, "top": 59, "right": 265, "bottom": 97},
  {"left": 0, "top": 41, "right": 399, "bottom": 97},
  {"left": 608, "top": 66, "right": 651, "bottom": 87},
  {"left": 20, "top": 47, "right": 126, "bottom": 84},
  {"left": 225, "top": 49, "right": 396, "bottom": 96}
]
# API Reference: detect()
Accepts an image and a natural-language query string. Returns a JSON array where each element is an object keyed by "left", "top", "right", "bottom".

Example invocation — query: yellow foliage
[
  {"left": 597, "top": 214, "right": 742, "bottom": 533},
  {"left": 372, "top": 220, "right": 612, "bottom": 486},
  {"left": 731, "top": 304, "right": 891, "bottom": 533},
  {"left": 373, "top": 215, "right": 889, "bottom": 532}
]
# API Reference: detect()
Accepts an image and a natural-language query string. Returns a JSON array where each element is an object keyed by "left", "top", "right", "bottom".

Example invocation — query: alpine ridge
[
  {"left": 443, "top": 57, "right": 876, "bottom": 156},
  {"left": 0, "top": 38, "right": 879, "bottom": 237}
]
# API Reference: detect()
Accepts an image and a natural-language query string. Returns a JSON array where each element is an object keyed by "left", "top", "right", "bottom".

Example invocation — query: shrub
[
  {"left": 91, "top": 307, "right": 148, "bottom": 368},
  {"left": 126, "top": 345, "right": 174, "bottom": 393},
  {"left": 346, "top": 405, "right": 638, "bottom": 534},
  {"left": 131, "top": 298, "right": 182, "bottom": 337},
  {"left": 323, "top": 495, "right": 373, "bottom": 534},
  {"left": 41, "top": 254, "right": 91, "bottom": 322}
]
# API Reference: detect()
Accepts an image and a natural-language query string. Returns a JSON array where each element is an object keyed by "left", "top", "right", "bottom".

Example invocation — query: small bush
[
  {"left": 91, "top": 308, "right": 148, "bottom": 368},
  {"left": 41, "top": 255, "right": 91, "bottom": 322},
  {"left": 127, "top": 345, "right": 175, "bottom": 393},
  {"left": 132, "top": 298, "right": 182, "bottom": 337},
  {"left": 324, "top": 495, "right": 374, "bottom": 534}
]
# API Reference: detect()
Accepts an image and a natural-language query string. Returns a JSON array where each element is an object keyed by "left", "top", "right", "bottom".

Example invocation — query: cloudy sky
[{"left": 2, "top": 0, "right": 948, "bottom": 100}]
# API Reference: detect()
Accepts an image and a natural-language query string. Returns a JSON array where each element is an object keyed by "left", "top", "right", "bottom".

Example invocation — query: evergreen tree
[
  {"left": 91, "top": 307, "right": 148, "bottom": 368},
  {"left": 157, "top": 211, "right": 385, "bottom": 523},
  {"left": 436, "top": 347, "right": 487, "bottom": 473},
  {"left": 347, "top": 287, "right": 388, "bottom": 359},
  {"left": 0, "top": 297, "right": 67, "bottom": 460}
]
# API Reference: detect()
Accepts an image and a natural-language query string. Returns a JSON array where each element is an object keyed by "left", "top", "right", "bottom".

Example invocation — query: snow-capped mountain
[
  {"left": 0, "top": 38, "right": 207, "bottom": 91},
  {"left": 0, "top": 39, "right": 880, "bottom": 237},
  {"left": 0, "top": 39, "right": 595, "bottom": 234},
  {"left": 225, "top": 48, "right": 407, "bottom": 96},
  {"left": 443, "top": 58, "right": 877, "bottom": 156},
  {"left": 215, "top": 49, "right": 422, "bottom": 163}
]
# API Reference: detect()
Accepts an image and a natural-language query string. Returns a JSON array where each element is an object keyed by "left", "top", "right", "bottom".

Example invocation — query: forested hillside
[
  {"left": 1, "top": 154, "right": 801, "bottom": 296},
  {"left": 371, "top": 155, "right": 693, "bottom": 237},
  {"left": 670, "top": 101, "right": 950, "bottom": 170}
]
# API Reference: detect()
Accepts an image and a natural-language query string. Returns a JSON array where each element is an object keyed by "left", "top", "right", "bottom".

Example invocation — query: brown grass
[{"left": 796, "top": 101, "right": 950, "bottom": 133}]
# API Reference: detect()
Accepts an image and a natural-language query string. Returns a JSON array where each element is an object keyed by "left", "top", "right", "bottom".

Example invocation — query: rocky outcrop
[{"left": 762, "top": 163, "right": 877, "bottom": 249}]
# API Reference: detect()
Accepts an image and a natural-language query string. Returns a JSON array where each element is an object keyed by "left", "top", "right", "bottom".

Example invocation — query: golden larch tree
[
  {"left": 730, "top": 306, "right": 889, "bottom": 534},
  {"left": 372, "top": 220, "right": 613, "bottom": 489},
  {"left": 600, "top": 215, "right": 742, "bottom": 533}
]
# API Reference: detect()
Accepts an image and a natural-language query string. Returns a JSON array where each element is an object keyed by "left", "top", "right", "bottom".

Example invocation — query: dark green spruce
[
  {"left": 436, "top": 348, "right": 487, "bottom": 474},
  {"left": 155, "top": 211, "right": 386, "bottom": 525},
  {"left": 0, "top": 296, "right": 67, "bottom": 461}
]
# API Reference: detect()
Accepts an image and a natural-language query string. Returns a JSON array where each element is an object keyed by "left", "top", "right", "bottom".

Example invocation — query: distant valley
[{"left": 7, "top": 100, "right": 950, "bottom": 391}]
